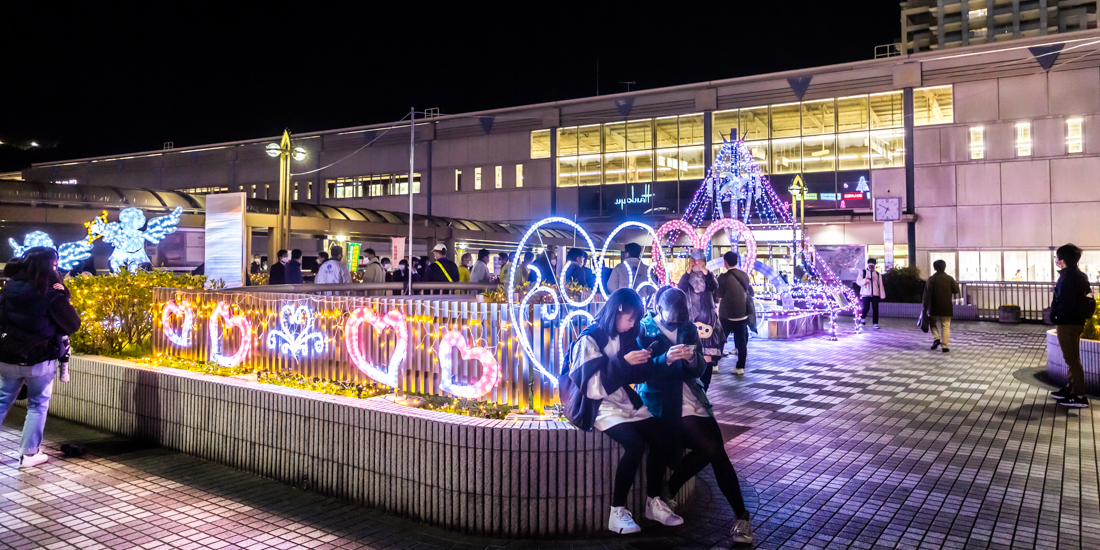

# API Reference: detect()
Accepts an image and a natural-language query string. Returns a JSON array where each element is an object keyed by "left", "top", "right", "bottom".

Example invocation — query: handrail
[{"left": 221, "top": 282, "right": 500, "bottom": 293}]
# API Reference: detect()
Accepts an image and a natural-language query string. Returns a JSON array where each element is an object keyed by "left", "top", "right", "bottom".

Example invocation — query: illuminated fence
[{"left": 152, "top": 288, "right": 598, "bottom": 411}]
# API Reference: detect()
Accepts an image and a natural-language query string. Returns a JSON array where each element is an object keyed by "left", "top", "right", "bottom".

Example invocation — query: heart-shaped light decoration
[
  {"left": 344, "top": 306, "right": 407, "bottom": 387},
  {"left": 161, "top": 300, "right": 194, "bottom": 347},
  {"left": 209, "top": 301, "right": 253, "bottom": 367},
  {"left": 437, "top": 331, "right": 502, "bottom": 399},
  {"left": 654, "top": 218, "right": 757, "bottom": 284}
]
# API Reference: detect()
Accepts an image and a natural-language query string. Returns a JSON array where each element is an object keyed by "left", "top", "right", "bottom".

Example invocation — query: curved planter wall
[
  {"left": 1046, "top": 330, "right": 1100, "bottom": 394},
  {"left": 47, "top": 356, "right": 693, "bottom": 537}
]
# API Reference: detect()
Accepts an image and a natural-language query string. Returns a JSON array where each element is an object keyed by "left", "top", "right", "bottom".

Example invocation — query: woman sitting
[
  {"left": 566, "top": 288, "right": 681, "bottom": 534},
  {"left": 637, "top": 286, "right": 753, "bottom": 544}
]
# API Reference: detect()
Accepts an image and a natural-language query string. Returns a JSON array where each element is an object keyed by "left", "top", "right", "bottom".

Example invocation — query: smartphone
[{"left": 645, "top": 341, "right": 658, "bottom": 353}]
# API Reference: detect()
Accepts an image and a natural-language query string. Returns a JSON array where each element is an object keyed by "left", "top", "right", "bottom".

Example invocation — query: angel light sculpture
[
  {"left": 90, "top": 207, "right": 183, "bottom": 272},
  {"left": 8, "top": 231, "right": 93, "bottom": 271}
]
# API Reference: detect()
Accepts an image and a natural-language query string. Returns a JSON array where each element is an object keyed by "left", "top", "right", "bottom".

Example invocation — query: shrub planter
[
  {"left": 999, "top": 305, "right": 1022, "bottom": 323},
  {"left": 1046, "top": 330, "right": 1100, "bottom": 394}
]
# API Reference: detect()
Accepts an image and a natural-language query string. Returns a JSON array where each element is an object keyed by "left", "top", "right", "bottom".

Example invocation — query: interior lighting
[{"left": 335, "top": 235, "right": 347, "bottom": 243}]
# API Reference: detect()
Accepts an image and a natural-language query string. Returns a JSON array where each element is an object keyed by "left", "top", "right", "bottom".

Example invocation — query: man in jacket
[
  {"left": 268, "top": 250, "right": 288, "bottom": 285},
  {"left": 470, "top": 249, "right": 491, "bottom": 284},
  {"left": 856, "top": 258, "right": 886, "bottom": 329},
  {"left": 361, "top": 248, "right": 386, "bottom": 295},
  {"left": 1050, "top": 244, "right": 1096, "bottom": 408},
  {"left": 315, "top": 246, "right": 351, "bottom": 284},
  {"left": 608, "top": 243, "right": 653, "bottom": 297},
  {"left": 285, "top": 249, "right": 304, "bottom": 285},
  {"left": 717, "top": 251, "right": 754, "bottom": 375},
  {"left": 922, "top": 260, "right": 960, "bottom": 352},
  {"left": 429, "top": 244, "right": 460, "bottom": 294}
]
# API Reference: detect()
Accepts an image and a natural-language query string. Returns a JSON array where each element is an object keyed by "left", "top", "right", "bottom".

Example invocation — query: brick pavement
[{"left": 1, "top": 318, "right": 1095, "bottom": 549}]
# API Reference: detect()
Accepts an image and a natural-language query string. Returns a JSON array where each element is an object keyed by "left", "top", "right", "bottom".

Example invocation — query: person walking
[
  {"left": 609, "top": 243, "right": 653, "bottom": 297},
  {"left": 565, "top": 288, "right": 671, "bottom": 534},
  {"left": 1050, "top": 244, "right": 1097, "bottom": 408},
  {"left": 429, "top": 244, "right": 460, "bottom": 294},
  {"left": 717, "top": 251, "right": 753, "bottom": 375},
  {"left": 0, "top": 247, "right": 81, "bottom": 468},
  {"left": 315, "top": 245, "right": 351, "bottom": 284},
  {"left": 638, "top": 287, "right": 752, "bottom": 544},
  {"left": 922, "top": 259, "right": 960, "bottom": 353},
  {"left": 285, "top": 250, "right": 304, "bottom": 285},
  {"left": 678, "top": 250, "right": 725, "bottom": 377},
  {"left": 268, "top": 249, "right": 288, "bottom": 285},
  {"left": 856, "top": 258, "right": 885, "bottom": 329}
]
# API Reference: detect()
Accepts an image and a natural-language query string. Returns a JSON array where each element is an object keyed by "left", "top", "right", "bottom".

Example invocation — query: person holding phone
[
  {"left": 567, "top": 288, "right": 678, "bottom": 534},
  {"left": 637, "top": 286, "right": 753, "bottom": 544}
]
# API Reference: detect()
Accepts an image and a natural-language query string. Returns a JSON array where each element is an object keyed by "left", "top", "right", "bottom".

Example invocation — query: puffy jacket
[
  {"left": 0, "top": 276, "right": 81, "bottom": 365},
  {"left": 635, "top": 313, "right": 709, "bottom": 419},
  {"left": 1052, "top": 266, "right": 1094, "bottom": 325}
]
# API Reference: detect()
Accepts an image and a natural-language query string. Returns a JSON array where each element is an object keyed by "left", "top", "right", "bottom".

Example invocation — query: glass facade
[
  {"left": 954, "top": 250, "right": 1056, "bottom": 282},
  {"left": 325, "top": 174, "right": 420, "bottom": 199},
  {"left": 554, "top": 114, "right": 706, "bottom": 187}
]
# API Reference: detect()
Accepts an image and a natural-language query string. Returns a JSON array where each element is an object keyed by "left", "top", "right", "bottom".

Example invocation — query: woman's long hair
[
  {"left": 653, "top": 286, "right": 691, "bottom": 327},
  {"left": 22, "top": 247, "right": 61, "bottom": 297},
  {"left": 593, "top": 288, "right": 645, "bottom": 341}
]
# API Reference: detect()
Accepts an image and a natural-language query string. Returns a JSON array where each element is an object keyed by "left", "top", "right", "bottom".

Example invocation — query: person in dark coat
[
  {"left": 0, "top": 247, "right": 81, "bottom": 468},
  {"left": 678, "top": 249, "right": 725, "bottom": 377},
  {"left": 922, "top": 259, "right": 960, "bottom": 352},
  {"left": 530, "top": 249, "right": 557, "bottom": 286},
  {"left": 564, "top": 248, "right": 590, "bottom": 288},
  {"left": 716, "top": 251, "right": 754, "bottom": 375},
  {"left": 268, "top": 250, "right": 288, "bottom": 285},
  {"left": 285, "top": 249, "right": 304, "bottom": 285},
  {"left": 1049, "top": 244, "right": 1096, "bottom": 408},
  {"left": 428, "top": 244, "right": 460, "bottom": 294}
]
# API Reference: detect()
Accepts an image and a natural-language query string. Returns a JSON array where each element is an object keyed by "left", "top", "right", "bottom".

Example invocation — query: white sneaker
[
  {"left": 608, "top": 506, "right": 641, "bottom": 534},
  {"left": 19, "top": 453, "right": 48, "bottom": 468},
  {"left": 734, "top": 367, "right": 745, "bottom": 375},
  {"left": 645, "top": 496, "right": 684, "bottom": 526},
  {"left": 731, "top": 518, "right": 753, "bottom": 544},
  {"left": 873, "top": 324, "right": 880, "bottom": 329}
]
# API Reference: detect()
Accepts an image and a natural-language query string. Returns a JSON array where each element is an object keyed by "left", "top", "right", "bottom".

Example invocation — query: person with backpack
[
  {"left": 637, "top": 287, "right": 753, "bottom": 544},
  {"left": 560, "top": 288, "right": 671, "bottom": 534},
  {"left": 1050, "top": 244, "right": 1097, "bottom": 408},
  {"left": 717, "top": 251, "right": 754, "bottom": 375},
  {"left": 856, "top": 258, "right": 886, "bottom": 329},
  {"left": 0, "top": 247, "right": 81, "bottom": 468}
]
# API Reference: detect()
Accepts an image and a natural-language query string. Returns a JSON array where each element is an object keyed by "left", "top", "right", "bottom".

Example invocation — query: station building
[{"left": 22, "top": 29, "right": 1100, "bottom": 282}]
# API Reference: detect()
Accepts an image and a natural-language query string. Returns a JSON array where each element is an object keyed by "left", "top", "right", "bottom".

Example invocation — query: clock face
[{"left": 875, "top": 198, "right": 901, "bottom": 221}]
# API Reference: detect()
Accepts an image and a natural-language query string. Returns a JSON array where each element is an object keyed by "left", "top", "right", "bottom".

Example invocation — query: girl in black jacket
[{"left": 0, "top": 247, "right": 81, "bottom": 468}]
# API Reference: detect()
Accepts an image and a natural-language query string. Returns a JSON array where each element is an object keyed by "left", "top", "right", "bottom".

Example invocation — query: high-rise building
[{"left": 902, "top": 0, "right": 1098, "bottom": 53}]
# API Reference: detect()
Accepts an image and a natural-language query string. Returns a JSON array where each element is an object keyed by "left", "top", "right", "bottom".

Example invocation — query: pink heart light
[
  {"left": 209, "top": 301, "right": 252, "bottom": 367},
  {"left": 344, "top": 306, "right": 407, "bottom": 388},
  {"left": 161, "top": 300, "right": 194, "bottom": 347},
  {"left": 654, "top": 219, "right": 756, "bottom": 284},
  {"left": 437, "top": 331, "right": 501, "bottom": 399}
]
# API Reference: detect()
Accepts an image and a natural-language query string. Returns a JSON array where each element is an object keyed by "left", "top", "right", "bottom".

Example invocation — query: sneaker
[
  {"left": 931, "top": 339, "right": 941, "bottom": 350},
  {"left": 1060, "top": 395, "right": 1090, "bottom": 408},
  {"left": 19, "top": 453, "right": 48, "bottom": 468},
  {"left": 730, "top": 518, "right": 753, "bottom": 544},
  {"left": 942, "top": 347, "right": 950, "bottom": 353},
  {"left": 734, "top": 367, "right": 745, "bottom": 375},
  {"left": 608, "top": 506, "right": 641, "bottom": 534},
  {"left": 59, "top": 362, "right": 70, "bottom": 383},
  {"left": 873, "top": 324, "right": 880, "bottom": 329},
  {"left": 1051, "top": 388, "right": 1073, "bottom": 400},
  {"left": 645, "top": 497, "right": 684, "bottom": 526}
]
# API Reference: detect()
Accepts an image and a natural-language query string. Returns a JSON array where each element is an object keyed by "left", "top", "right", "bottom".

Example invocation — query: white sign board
[
  {"left": 204, "top": 193, "right": 247, "bottom": 288},
  {"left": 391, "top": 237, "right": 405, "bottom": 263}
]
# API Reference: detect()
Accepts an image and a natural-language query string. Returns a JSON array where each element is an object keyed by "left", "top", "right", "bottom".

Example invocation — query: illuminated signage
[
  {"left": 615, "top": 184, "right": 656, "bottom": 210},
  {"left": 843, "top": 192, "right": 866, "bottom": 199}
]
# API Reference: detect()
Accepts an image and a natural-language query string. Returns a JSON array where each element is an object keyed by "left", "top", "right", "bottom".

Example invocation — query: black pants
[
  {"left": 667, "top": 415, "right": 748, "bottom": 518},
  {"left": 603, "top": 417, "right": 666, "bottom": 507},
  {"left": 861, "top": 296, "right": 880, "bottom": 324},
  {"left": 720, "top": 318, "right": 749, "bottom": 370}
]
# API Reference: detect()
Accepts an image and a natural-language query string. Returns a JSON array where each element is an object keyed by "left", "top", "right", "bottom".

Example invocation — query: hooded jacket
[{"left": 0, "top": 275, "right": 81, "bottom": 365}]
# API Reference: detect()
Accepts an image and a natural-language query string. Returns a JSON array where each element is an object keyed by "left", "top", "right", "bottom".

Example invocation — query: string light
[
  {"left": 597, "top": 221, "right": 667, "bottom": 299},
  {"left": 209, "top": 301, "right": 252, "bottom": 367},
  {"left": 161, "top": 300, "right": 194, "bottom": 347},
  {"left": 266, "top": 303, "right": 326, "bottom": 357},
  {"left": 8, "top": 231, "right": 93, "bottom": 271},
  {"left": 344, "top": 306, "right": 407, "bottom": 387},
  {"left": 437, "top": 331, "right": 501, "bottom": 399}
]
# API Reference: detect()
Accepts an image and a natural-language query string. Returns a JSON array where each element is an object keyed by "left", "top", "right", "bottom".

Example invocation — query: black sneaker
[
  {"left": 1051, "top": 388, "right": 1073, "bottom": 400},
  {"left": 931, "top": 339, "right": 941, "bottom": 350},
  {"left": 942, "top": 348, "right": 950, "bottom": 353},
  {"left": 1060, "top": 396, "right": 1090, "bottom": 408}
]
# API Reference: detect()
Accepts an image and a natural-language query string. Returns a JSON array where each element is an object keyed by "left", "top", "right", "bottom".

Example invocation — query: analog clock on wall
[{"left": 874, "top": 197, "right": 901, "bottom": 222}]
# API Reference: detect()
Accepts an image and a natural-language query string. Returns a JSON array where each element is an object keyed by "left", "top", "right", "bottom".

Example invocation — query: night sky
[{"left": 0, "top": 2, "right": 898, "bottom": 173}]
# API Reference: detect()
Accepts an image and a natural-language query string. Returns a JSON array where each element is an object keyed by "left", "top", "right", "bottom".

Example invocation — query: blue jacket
[{"left": 636, "top": 313, "right": 711, "bottom": 420}]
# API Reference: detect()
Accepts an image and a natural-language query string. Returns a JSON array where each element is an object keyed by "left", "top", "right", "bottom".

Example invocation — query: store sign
[
  {"left": 819, "top": 193, "right": 838, "bottom": 201},
  {"left": 615, "top": 184, "right": 656, "bottom": 209},
  {"left": 843, "top": 192, "right": 866, "bottom": 199}
]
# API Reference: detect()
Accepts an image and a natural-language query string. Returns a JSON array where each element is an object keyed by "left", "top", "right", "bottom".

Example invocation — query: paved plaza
[{"left": 1, "top": 317, "right": 1096, "bottom": 549}]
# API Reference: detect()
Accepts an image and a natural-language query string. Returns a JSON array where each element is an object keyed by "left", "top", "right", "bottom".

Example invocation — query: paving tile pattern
[{"left": 1, "top": 318, "right": 1096, "bottom": 549}]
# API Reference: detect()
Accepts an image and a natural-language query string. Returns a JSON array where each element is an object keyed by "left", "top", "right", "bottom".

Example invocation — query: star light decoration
[
  {"left": 89, "top": 206, "right": 183, "bottom": 272},
  {"left": 266, "top": 304, "right": 326, "bottom": 357}
]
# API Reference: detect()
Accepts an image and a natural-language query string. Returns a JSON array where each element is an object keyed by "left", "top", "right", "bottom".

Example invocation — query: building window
[
  {"left": 250, "top": 185, "right": 257, "bottom": 199},
  {"left": 969, "top": 126, "right": 984, "bottom": 159},
  {"left": 178, "top": 186, "right": 229, "bottom": 194},
  {"left": 51, "top": 179, "right": 78, "bottom": 185},
  {"left": 530, "top": 129, "right": 551, "bottom": 159},
  {"left": 324, "top": 174, "right": 419, "bottom": 198},
  {"left": 293, "top": 182, "right": 299, "bottom": 200},
  {"left": 475, "top": 167, "right": 482, "bottom": 190},
  {"left": 495, "top": 165, "right": 503, "bottom": 188},
  {"left": 455, "top": 169, "right": 462, "bottom": 191},
  {"left": 913, "top": 86, "right": 953, "bottom": 126},
  {"left": 516, "top": 164, "right": 523, "bottom": 187},
  {"left": 1067, "top": 118, "right": 1083, "bottom": 153},
  {"left": 1016, "top": 122, "right": 1032, "bottom": 157}
]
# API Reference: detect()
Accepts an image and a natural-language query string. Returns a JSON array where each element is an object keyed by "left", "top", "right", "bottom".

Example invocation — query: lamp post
[
  {"left": 266, "top": 130, "right": 307, "bottom": 255},
  {"left": 788, "top": 175, "right": 806, "bottom": 269}
]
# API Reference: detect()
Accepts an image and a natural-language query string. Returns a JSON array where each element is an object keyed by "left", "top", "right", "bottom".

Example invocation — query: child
[{"left": 638, "top": 286, "right": 753, "bottom": 544}]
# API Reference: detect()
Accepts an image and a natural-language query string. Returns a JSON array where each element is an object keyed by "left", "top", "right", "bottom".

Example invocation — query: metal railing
[
  {"left": 223, "top": 281, "right": 499, "bottom": 296},
  {"left": 957, "top": 280, "right": 1100, "bottom": 321}
]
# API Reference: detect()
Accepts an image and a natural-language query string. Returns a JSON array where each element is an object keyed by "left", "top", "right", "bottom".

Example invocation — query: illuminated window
[
  {"left": 914, "top": 86, "right": 953, "bottom": 126},
  {"left": 293, "top": 182, "right": 299, "bottom": 201},
  {"left": 679, "top": 146, "right": 705, "bottom": 179},
  {"left": 655, "top": 117, "right": 678, "bottom": 148},
  {"left": 801, "top": 99, "right": 835, "bottom": 136},
  {"left": 959, "top": 251, "right": 980, "bottom": 280},
  {"left": 558, "top": 157, "right": 577, "bottom": 187},
  {"left": 870, "top": 91, "right": 903, "bottom": 129},
  {"left": 264, "top": 184, "right": 270, "bottom": 199},
  {"left": 870, "top": 129, "right": 904, "bottom": 168},
  {"left": 250, "top": 185, "right": 256, "bottom": 198},
  {"left": 530, "top": 129, "right": 551, "bottom": 159},
  {"left": 307, "top": 182, "right": 312, "bottom": 200},
  {"left": 626, "top": 119, "right": 652, "bottom": 150},
  {"left": 837, "top": 132, "right": 869, "bottom": 170},
  {"left": 603, "top": 122, "right": 626, "bottom": 152},
  {"left": 837, "top": 96, "right": 870, "bottom": 132},
  {"left": 712, "top": 109, "right": 739, "bottom": 142},
  {"left": 929, "top": 252, "right": 957, "bottom": 279},
  {"left": 745, "top": 141, "right": 770, "bottom": 174},
  {"left": 739, "top": 107, "right": 770, "bottom": 140},
  {"left": 495, "top": 165, "right": 503, "bottom": 188},
  {"left": 577, "top": 125, "right": 601, "bottom": 155},
  {"left": 802, "top": 135, "right": 836, "bottom": 172},
  {"left": 678, "top": 114, "right": 705, "bottom": 146},
  {"left": 604, "top": 152, "right": 626, "bottom": 185},
  {"left": 770, "top": 103, "right": 801, "bottom": 138},
  {"left": 654, "top": 149, "right": 679, "bottom": 181},
  {"left": 475, "top": 167, "right": 482, "bottom": 190},
  {"left": 455, "top": 169, "right": 462, "bottom": 191},
  {"left": 772, "top": 138, "right": 802, "bottom": 174},
  {"left": 578, "top": 155, "right": 602, "bottom": 186},
  {"left": 515, "top": 164, "right": 523, "bottom": 187},
  {"left": 969, "top": 127, "right": 985, "bottom": 159},
  {"left": 1016, "top": 122, "right": 1032, "bottom": 157},
  {"left": 1068, "top": 118, "right": 1083, "bottom": 153},
  {"left": 557, "top": 127, "right": 578, "bottom": 156},
  {"left": 626, "top": 150, "right": 653, "bottom": 183}
]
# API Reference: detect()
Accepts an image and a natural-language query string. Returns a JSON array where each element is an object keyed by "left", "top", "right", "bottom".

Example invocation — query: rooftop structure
[{"left": 901, "top": 0, "right": 1098, "bottom": 53}]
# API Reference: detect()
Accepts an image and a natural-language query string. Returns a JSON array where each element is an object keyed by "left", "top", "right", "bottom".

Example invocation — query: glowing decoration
[
  {"left": 209, "top": 301, "right": 253, "bottom": 367},
  {"left": 344, "top": 306, "right": 407, "bottom": 387},
  {"left": 598, "top": 221, "right": 667, "bottom": 299},
  {"left": 652, "top": 219, "right": 755, "bottom": 280},
  {"left": 204, "top": 193, "right": 247, "bottom": 288},
  {"left": 437, "top": 331, "right": 502, "bottom": 399},
  {"left": 346, "top": 243, "right": 361, "bottom": 272},
  {"left": 90, "top": 206, "right": 183, "bottom": 272},
  {"left": 161, "top": 300, "right": 194, "bottom": 347},
  {"left": 557, "top": 310, "right": 595, "bottom": 374},
  {"left": 8, "top": 231, "right": 94, "bottom": 271},
  {"left": 266, "top": 304, "right": 325, "bottom": 357}
]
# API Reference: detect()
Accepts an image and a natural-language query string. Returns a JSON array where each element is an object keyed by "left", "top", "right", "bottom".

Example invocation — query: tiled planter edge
[{"left": 1046, "top": 330, "right": 1100, "bottom": 395}]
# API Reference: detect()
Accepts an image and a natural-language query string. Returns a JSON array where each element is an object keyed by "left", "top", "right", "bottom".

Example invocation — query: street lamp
[
  {"left": 266, "top": 130, "right": 307, "bottom": 256},
  {"left": 788, "top": 175, "right": 806, "bottom": 270}
]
